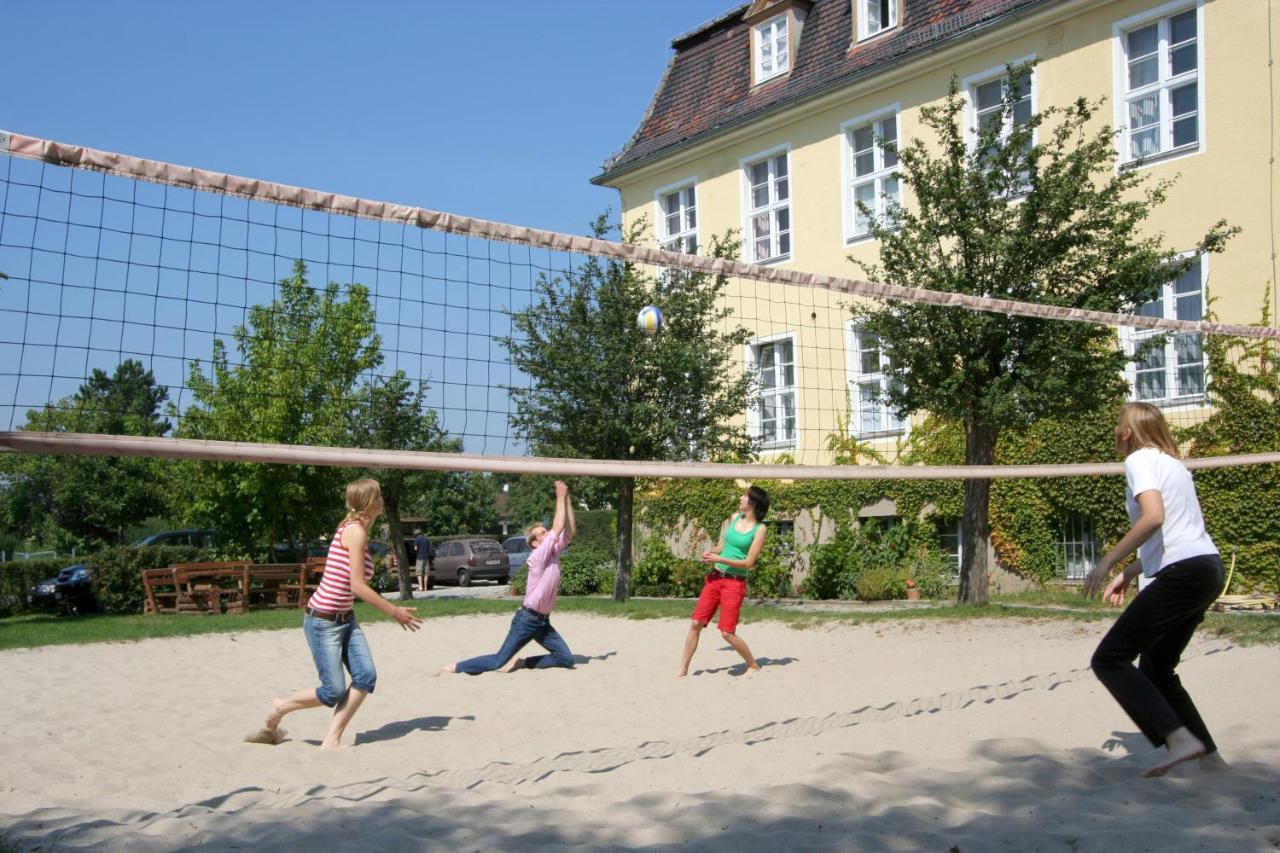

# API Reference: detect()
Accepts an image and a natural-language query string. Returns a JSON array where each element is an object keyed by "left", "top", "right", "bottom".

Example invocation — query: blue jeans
[
  {"left": 455, "top": 607, "right": 574, "bottom": 674},
  {"left": 304, "top": 614, "right": 377, "bottom": 706}
]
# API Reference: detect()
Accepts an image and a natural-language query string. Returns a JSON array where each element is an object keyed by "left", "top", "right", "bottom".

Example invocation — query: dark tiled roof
[{"left": 596, "top": 0, "right": 1054, "bottom": 182}]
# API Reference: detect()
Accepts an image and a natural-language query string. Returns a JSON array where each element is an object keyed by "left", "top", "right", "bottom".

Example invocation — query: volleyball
[{"left": 637, "top": 305, "right": 664, "bottom": 335}]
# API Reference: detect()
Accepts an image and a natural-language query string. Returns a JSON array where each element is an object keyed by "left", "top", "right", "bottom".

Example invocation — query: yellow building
[{"left": 593, "top": 0, "right": 1279, "bottom": 467}]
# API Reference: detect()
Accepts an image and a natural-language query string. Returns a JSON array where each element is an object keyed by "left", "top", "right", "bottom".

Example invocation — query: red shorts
[{"left": 691, "top": 573, "right": 747, "bottom": 634}]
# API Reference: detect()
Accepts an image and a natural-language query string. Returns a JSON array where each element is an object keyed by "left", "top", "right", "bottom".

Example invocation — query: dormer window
[
  {"left": 857, "top": 0, "right": 898, "bottom": 41},
  {"left": 745, "top": 0, "right": 812, "bottom": 86},
  {"left": 754, "top": 15, "right": 790, "bottom": 82}
]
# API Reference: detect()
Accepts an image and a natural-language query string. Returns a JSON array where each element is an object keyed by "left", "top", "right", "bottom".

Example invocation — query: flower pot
[{"left": 906, "top": 588, "right": 920, "bottom": 601}]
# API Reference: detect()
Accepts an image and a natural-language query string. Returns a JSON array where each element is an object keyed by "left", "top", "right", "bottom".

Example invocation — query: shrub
[
  {"left": 510, "top": 565, "right": 529, "bottom": 596},
  {"left": 747, "top": 529, "right": 796, "bottom": 598},
  {"left": 0, "top": 557, "right": 71, "bottom": 617},
  {"left": 91, "top": 545, "right": 211, "bottom": 613},
  {"left": 855, "top": 565, "right": 907, "bottom": 601},
  {"left": 558, "top": 544, "right": 614, "bottom": 596},
  {"left": 907, "top": 548, "right": 953, "bottom": 600},
  {"left": 632, "top": 535, "right": 680, "bottom": 588},
  {"left": 803, "top": 524, "right": 863, "bottom": 600}
]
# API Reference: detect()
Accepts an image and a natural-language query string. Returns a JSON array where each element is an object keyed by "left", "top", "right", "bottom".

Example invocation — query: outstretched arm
[
  {"left": 564, "top": 484, "right": 576, "bottom": 544},
  {"left": 551, "top": 480, "right": 568, "bottom": 537},
  {"left": 341, "top": 523, "right": 422, "bottom": 631}
]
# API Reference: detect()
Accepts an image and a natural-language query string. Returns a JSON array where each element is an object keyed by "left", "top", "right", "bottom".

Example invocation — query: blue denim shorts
[{"left": 304, "top": 613, "right": 377, "bottom": 706}]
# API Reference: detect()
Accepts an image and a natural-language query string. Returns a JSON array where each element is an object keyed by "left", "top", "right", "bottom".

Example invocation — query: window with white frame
[
  {"left": 1119, "top": 6, "right": 1200, "bottom": 163},
  {"left": 969, "top": 69, "right": 1034, "bottom": 165},
  {"left": 1125, "top": 257, "right": 1206, "bottom": 404},
  {"left": 1057, "top": 515, "right": 1100, "bottom": 581},
  {"left": 754, "top": 15, "right": 789, "bottom": 83},
  {"left": 658, "top": 185, "right": 697, "bottom": 254},
  {"left": 745, "top": 152, "right": 791, "bottom": 262},
  {"left": 847, "top": 113, "right": 899, "bottom": 240},
  {"left": 848, "top": 326, "right": 905, "bottom": 436},
  {"left": 858, "top": 0, "right": 898, "bottom": 40},
  {"left": 750, "top": 335, "right": 797, "bottom": 446},
  {"left": 937, "top": 518, "right": 962, "bottom": 582}
]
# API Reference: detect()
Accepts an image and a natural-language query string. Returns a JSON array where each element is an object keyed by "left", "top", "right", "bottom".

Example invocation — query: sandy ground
[{"left": 1, "top": 610, "right": 1278, "bottom": 851}]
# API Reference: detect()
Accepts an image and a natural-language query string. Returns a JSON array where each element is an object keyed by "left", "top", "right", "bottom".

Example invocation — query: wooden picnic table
[{"left": 142, "top": 560, "right": 326, "bottom": 615}]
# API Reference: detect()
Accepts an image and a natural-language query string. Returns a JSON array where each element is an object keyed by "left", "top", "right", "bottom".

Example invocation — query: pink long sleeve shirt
[{"left": 523, "top": 529, "right": 569, "bottom": 615}]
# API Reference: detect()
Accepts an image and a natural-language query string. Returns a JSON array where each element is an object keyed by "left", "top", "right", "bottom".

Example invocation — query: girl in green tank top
[{"left": 716, "top": 513, "right": 762, "bottom": 577}]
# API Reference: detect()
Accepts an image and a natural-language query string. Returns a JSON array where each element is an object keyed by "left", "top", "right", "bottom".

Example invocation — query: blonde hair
[
  {"left": 1118, "top": 402, "right": 1180, "bottom": 458},
  {"left": 344, "top": 478, "right": 383, "bottom": 522},
  {"left": 526, "top": 522, "right": 547, "bottom": 541}
]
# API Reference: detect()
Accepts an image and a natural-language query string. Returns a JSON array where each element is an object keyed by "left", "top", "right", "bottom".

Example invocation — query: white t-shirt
[{"left": 1124, "top": 446, "right": 1217, "bottom": 576}]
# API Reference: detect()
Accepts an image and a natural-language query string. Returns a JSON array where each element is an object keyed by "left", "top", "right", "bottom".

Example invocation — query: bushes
[
  {"left": 0, "top": 557, "right": 71, "bottom": 617},
  {"left": 632, "top": 534, "right": 702, "bottom": 597},
  {"left": 0, "top": 546, "right": 213, "bottom": 616},
  {"left": 558, "top": 544, "right": 614, "bottom": 596},
  {"left": 801, "top": 519, "right": 953, "bottom": 602}
]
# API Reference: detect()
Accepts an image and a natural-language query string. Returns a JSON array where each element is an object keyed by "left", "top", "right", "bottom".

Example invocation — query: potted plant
[{"left": 905, "top": 578, "right": 920, "bottom": 602}]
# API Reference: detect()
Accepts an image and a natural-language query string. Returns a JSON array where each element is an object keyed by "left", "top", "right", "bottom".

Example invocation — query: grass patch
[{"left": 1, "top": 594, "right": 1276, "bottom": 651}]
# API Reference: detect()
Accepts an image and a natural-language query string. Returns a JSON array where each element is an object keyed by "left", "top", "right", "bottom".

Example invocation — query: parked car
[
  {"left": 132, "top": 529, "right": 219, "bottom": 548},
  {"left": 27, "top": 563, "right": 96, "bottom": 615},
  {"left": 502, "top": 535, "right": 532, "bottom": 579},
  {"left": 431, "top": 538, "right": 509, "bottom": 586}
]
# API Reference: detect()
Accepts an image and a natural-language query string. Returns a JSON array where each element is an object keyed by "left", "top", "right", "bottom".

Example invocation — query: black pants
[{"left": 1090, "top": 554, "right": 1223, "bottom": 752}]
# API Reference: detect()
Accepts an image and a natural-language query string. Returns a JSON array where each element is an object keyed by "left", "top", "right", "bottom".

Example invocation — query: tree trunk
[
  {"left": 957, "top": 418, "right": 998, "bottom": 605},
  {"left": 613, "top": 476, "right": 634, "bottom": 602},
  {"left": 385, "top": 491, "right": 414, "bottom": 601}
]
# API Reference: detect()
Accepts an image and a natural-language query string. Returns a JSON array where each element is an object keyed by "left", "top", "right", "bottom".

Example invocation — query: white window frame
[
  {"left": 962, "top": 56, "right": 1037, "bottom": 171},
  {"left": 844, "top": 321, "right": 907, "bottom": 438},
  {"left": 753, "top": 14, "right": 790, "bottom": 83},
  {"left": 938, "top": 518, "right": 962, "bottom": 583},
  {"left": 840, "top": 104, "right": 901, "bottom": 243},
  {"left": 740, "top": 144, "right": 793, "bottom": 264},
  {"left": 857, "top": 0, "right": 898, "bottom": 42},
  {"left": 1120, "top": 253, "right": 1209, "bottom": 407},
  {"left": 654, "top": 179, "right": 698, "bottom": 255},
  {"left": 1057, "top": 515, "right": 1100, "bottom": 581},
  {"left": 1112, "top": 0, "right": 1206, "bottom": 169},
  {"left": 746, "top": 331, "right": 799, "bottom": 450}
]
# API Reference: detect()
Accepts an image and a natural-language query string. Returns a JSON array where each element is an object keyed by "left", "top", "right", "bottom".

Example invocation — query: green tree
[
  {"left": 349, "top": 371, "right": 457, "bottom": 599},
  {"left": 172, "top": 260, "right": 382, "bottom": 553},
  {"left": 502, "top": 219, "right": 755, "bottom": 600},
  {"left": 0, "top": 359, "right": 171, "bottom": 546},
  {"left": 853, "top": 65, "right": 1235, "bottom": 603}
]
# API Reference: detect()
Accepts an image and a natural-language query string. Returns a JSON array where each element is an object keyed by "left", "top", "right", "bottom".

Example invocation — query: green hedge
[{"left": 0, "top": 546, "right": 214, "bottom": 617}]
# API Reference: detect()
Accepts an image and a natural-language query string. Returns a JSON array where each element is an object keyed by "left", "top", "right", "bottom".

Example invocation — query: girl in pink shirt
[{"left": 442, "top": 480, "right": 577, "bottom": 675}]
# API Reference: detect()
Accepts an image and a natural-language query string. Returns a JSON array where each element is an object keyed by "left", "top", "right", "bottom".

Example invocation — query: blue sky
[
  {"left": 2, "top": 0, "right": 737, "bottom": 235},
  {"left": 0, "top": 2, "right": 743, "bottom": 448}
]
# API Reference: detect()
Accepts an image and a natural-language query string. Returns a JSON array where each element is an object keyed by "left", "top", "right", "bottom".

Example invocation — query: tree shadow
[{"left": 352, "top": 714, "right": 477, "bottom": 745}]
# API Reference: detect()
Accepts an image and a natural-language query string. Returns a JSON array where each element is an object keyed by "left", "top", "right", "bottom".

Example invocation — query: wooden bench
[
  {"left": 246, "top": 563, "right": 309, "bottom": 610},
  {"left": 172, "top": 562, "right": 252, "bottom": 615},
  {"left": 142, "top": 567, "right": 181, "bottom": 614}
]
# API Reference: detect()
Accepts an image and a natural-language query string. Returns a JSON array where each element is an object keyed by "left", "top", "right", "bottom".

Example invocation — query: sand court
[{"left": 2, "top": 613, "right": 1278, "bottom": 851}]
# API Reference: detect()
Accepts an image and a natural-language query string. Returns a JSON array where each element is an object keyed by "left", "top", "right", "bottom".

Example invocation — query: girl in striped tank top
[{"left": 254, "top": 478, "right": 421, "bottom": 749}]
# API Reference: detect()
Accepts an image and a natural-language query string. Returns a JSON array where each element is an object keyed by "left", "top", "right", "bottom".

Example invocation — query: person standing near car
[
  {"left": 253, "top": 478, "right": 421, "bottom": 749},
  {"left": 441, "top": 480, "right": 576, "bottom": 675},
  {"left": 414, "top": 528, "right": 432, "bottom": 592}
]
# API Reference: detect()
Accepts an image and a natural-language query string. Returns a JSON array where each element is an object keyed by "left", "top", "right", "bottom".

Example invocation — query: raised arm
[
  {"left": 564, "top": 484, "right": 576, "bottom": 543},
  {"left": 551, "top": 480, "right": 568, "bottom": 537}
]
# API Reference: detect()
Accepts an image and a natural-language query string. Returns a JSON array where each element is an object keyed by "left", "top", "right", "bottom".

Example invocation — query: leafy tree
[
  {"left": 407, "top": 471, "right": 500, "bottom": 538},
  {"left": 502, "top": 219, "right": 755, "bottom": 600},
  {"left": 853, "top": 65, "right": 1236, "bottom": 603},
  {"left": 349, "top": 371, "right": 457, "bottom": 599},
  {"left": 172, "top": 260, "right": 381, "bottom": 553},
  {"left": 0, "top": 359, "right": 171, "bottom": 546}
]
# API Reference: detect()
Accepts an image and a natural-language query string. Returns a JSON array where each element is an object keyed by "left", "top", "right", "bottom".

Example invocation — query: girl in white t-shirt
[{"left": 1084, "top": 402, "right": 1225, "bottom": 777}]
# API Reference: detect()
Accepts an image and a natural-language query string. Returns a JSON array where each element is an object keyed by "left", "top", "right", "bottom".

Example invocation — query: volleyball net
[{"left": 1, "top": 129, "right": 1277, "bottom": 481}]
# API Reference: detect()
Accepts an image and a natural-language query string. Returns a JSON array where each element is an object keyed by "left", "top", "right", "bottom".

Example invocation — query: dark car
[
  {"left": 28, "top": 563, "right": 96, "bottom": 615},
  {"left": 431, "top": 538, "right": 509, "bottom": 586},
  {"left": 132, "top": 529, "right": 219, "bottom": 548}
]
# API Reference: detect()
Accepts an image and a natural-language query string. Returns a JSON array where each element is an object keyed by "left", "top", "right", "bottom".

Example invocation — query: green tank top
[{"left": 717, "top": 513, "right": 761, "bottom": 577}]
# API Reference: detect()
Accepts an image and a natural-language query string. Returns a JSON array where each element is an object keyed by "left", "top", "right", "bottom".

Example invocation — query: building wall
[{"left": 605, "top": 0, "right": 1278, "bottom": 464}]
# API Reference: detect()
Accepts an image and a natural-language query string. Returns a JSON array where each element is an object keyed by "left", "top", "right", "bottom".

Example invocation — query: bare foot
[
  {"left": 319, "top": 738, "right": 342, "bottom": 750},
  {"left": 675, "top": 670, "right": 688, "bottom": 679},
  {"left": 499, "top": 657, "right": 526, "bottom": 673},
  {"left": 439, "top": 662, "right": 457, "bottom": 674},
  {"left": 742, "top": 665, "right": 763, "bottom": 677},
  {"left": 1144, "top": 729, "right": 1207, "bottom": 777},
  {"left": 265, "top": 697, "right": 288, "bottom": 732}
]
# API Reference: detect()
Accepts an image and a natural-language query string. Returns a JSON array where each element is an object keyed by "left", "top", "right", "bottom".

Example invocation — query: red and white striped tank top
[{"left": 307, "top": 521, "right": 375, "bottom": 613}]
